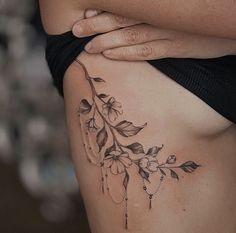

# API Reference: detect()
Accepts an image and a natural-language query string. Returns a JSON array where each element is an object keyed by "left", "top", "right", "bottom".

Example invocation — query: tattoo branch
[{"left": 75, "top": 59, "right": 201, "bottom": 230}]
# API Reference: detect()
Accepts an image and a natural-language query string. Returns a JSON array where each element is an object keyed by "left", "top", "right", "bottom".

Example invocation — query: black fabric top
[{"left": 45, "top": 31, "right": 236, "bottom": 123}]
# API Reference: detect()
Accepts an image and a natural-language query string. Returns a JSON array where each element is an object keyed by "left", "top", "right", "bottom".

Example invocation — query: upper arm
[{"left": 39, "top": 0, "right": 85, "bottom": 34}]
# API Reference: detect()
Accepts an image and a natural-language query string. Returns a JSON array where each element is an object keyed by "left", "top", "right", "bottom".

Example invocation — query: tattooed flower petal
[
  {"left": 111, "top": 161, "right": 126, "bottom": 175},
  {"left": 102, "top": 97, "right": 123, "bottom": 122},
  {"left": 139, "top": 158, "right": 148, "bottom": 168},
  {"left": 119, "top": 156, "right": 132, "bottom": 168},
  {"left": 148, "top": 162, "right": 158, "bottom": 172},
  {"left": 112, "top": 103, "right": 123, "bottom": 114},
  {"left": 139, "top": 156, "right": 159, "bottom": 173},
  {"left": 108, "top": 109, "right": 119, "bottom": 122},
  {"left": 102, "top": 105, "right": 109, "bottom": 115},
  {"left": 104, "top": 150, "right": 132, "bottom": 174},
  {"left": 104, "top": 157, "right": 114, "bottom": 168}
]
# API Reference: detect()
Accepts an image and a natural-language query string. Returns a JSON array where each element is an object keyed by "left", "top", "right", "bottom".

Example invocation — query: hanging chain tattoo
[{"left": 76, "top": 59, "right": 201, "bottom": 229}]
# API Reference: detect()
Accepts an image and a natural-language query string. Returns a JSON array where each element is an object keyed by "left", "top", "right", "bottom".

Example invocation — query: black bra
[{"left": 45, "top": 31, "right": 236, "bottom": 123}]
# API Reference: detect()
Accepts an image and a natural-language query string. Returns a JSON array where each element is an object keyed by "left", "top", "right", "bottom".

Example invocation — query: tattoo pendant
[{"left": 76, "top": 59, "right": 201, "bottom": 230}]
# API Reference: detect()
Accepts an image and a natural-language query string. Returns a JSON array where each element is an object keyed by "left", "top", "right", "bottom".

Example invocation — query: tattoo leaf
[
  {"left": 96, "top": 126, "right": 108, "bottom": 152},
  {"left": 126, "top": 142, "right": 144, "bottom": 154},
  {"left": 75, "top": 61, "right": 202, "bottom": 229},
  {"left": 170, "top": 169, "right": 179, "bottom": 180},
  {"left": 93, "top": 77, "right": 105, "bottom": 82},
  {"left": 115, "top": 120, "right": 147, "bottom": 137},
  {"left": 139, "top": 168, "right": 150, "bottom": 182},
  {"left": 159, "top": 168, "right": 166, "bottom": 176},
  {"left": 180, "top": 161, "right": 200, "bottom": 173},
  {"left": 104, "top": 143, "right": 116, "bottom": 157},
  {"left": 123, "top": 171, "right": 129, "bottom": 190},
  {"left": 98, "top": 93, "right": 109, "bottom": 99},
  {"left": 146, "top": 145, "right": 163, "bottom": 157},
  {"left": 79, "top": 99, "right": 92, "bottom": 114}
]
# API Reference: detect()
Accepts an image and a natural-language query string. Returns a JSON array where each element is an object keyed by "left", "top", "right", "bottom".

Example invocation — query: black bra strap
[
  {"left": 45, "top": 31, "right": 96, "bottom": 96},
  {"left": 45, "top": 31, "right": 236, "bottom": 123}
]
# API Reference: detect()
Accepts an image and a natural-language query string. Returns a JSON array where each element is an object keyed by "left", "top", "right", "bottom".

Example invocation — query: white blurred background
[{"left": 0, "top": 1, "right": 90, "bottom": 232}]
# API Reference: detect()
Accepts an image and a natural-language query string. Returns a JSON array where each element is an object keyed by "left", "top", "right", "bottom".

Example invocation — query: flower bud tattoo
[{"left": 76, "top": 59, "right": 201, "bottom": 229}]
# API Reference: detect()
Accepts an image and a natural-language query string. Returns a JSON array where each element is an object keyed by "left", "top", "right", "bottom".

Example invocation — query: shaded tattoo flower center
[
  {"left": 104, "top": 150, "right": 132, "bottom": 175},
  {"left": 102, "top": 97, "right": 123, "bottom": 122}
]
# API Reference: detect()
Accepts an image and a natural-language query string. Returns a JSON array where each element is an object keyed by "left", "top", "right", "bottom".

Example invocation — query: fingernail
[
  {"left": 103, "top": 50, "right": 112, "bottom": 55},
  {"left": 85, "top": 9, "right": 99, "bottom": 18},
  {"left": 85, "top": 42, "right": 92, "bottom": 52},
  {"left": 73, "top": 25, "right": 84, "bottom": 37}
]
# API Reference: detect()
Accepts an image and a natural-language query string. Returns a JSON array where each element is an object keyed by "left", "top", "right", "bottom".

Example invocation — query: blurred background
[{"left": 0, "top": 0, "right": 90, "bottom": 232}]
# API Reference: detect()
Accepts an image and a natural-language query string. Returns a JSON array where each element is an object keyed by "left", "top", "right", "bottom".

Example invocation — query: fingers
[
  {"left": 102, "top": 40, "right": 173, "bottom": 61},
  {"left": 72, "top": 12, "right": 140, "bottom": 37},
  {"left": 84, "top": 24, "right": 170, "bottom": 53},
  {"left": 85, "top": 9, "right": 103, "bottom": 18}
]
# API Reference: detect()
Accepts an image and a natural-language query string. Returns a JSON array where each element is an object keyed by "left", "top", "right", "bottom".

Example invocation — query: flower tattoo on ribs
[{"left": 76, "top": 59, "right": 200, "bottom": 229}]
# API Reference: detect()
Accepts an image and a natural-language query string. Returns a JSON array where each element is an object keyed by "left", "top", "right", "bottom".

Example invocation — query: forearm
[{"left": 81, "top": 0, "right": 236, "bottom": 39}]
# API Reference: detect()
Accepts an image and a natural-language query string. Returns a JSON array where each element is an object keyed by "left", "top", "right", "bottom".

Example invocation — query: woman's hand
[{"left": 72, "top": 9, "right": 236, "bottom": 61}]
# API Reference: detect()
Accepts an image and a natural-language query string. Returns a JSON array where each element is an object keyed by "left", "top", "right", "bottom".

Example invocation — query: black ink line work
[{"left": 76, "top": 59, "right": 201, "bottom": 229}]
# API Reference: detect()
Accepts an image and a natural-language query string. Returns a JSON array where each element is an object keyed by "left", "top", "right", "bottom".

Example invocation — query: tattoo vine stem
[{"left": 75, "top": 59, "right": 201, "bottom": 230}]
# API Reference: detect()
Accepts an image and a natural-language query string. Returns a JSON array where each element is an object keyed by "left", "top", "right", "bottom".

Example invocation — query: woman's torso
[
  {"left": 41, "top": 1, "right": 236, "bottom": 232},
  {"left": 75, "top": 52, "right": 236, "bottom": 233}
]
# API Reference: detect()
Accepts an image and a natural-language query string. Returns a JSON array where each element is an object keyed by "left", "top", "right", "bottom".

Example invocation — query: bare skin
[{"left": 39, "top": 1, "right": 236, "bottom": 233}]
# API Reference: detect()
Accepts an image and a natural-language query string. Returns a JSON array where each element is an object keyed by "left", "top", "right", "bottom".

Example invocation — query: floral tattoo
[{"left": 76, "top": 59, "right": 201, "bottom": 229}]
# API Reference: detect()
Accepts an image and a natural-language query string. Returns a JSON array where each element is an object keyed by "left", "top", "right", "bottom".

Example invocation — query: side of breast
[
  {"left": 76, "top": 52, "right": 234, "bottom": 139},
  {"left": 63, "top": 51, "right": 236, "bottom": 233}
]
